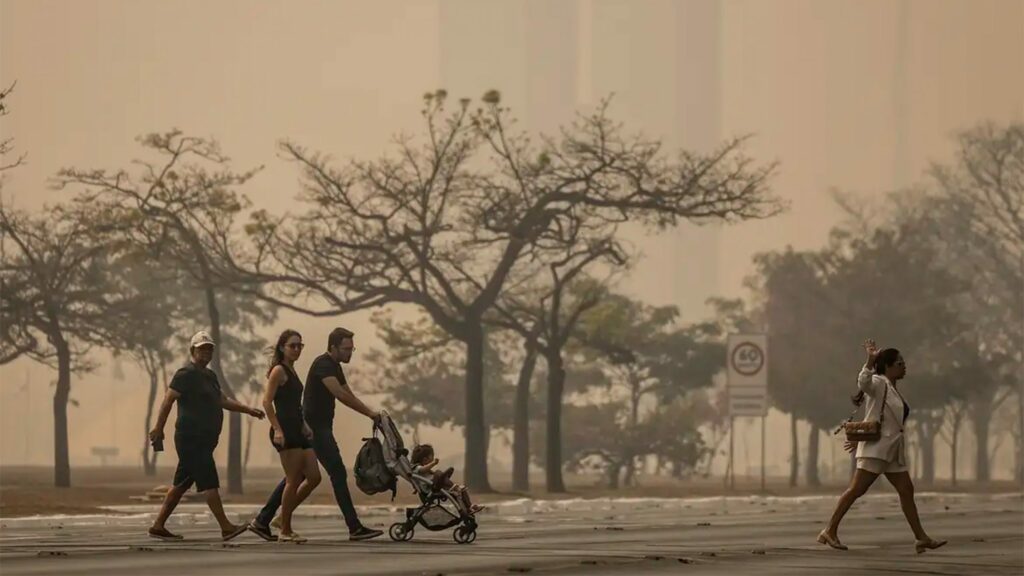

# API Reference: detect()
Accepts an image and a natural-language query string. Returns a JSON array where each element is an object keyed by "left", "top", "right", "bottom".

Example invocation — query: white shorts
[{"left": 856, "top": 457, "right": 908, "bottom": 475}]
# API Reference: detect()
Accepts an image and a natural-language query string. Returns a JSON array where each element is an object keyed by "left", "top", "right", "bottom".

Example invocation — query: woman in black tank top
[
  {"left": 269, "top": 364, "right": 306, "bottom": 449},
  {"left": 260, "top": 330, "right": 321, "bottom": 542}
]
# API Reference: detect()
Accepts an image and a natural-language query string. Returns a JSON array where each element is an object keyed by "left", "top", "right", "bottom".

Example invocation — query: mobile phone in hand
[{"left": 152, "top": 437, "right": 164, "bottom": 452}]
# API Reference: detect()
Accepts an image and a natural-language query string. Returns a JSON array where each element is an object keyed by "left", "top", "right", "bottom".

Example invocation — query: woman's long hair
[
  {"left": 267, "top": 329, "right": 302, "bottom": 377},
  {"left": 852, "top": 348, "right": 901, "bottom": 406}
]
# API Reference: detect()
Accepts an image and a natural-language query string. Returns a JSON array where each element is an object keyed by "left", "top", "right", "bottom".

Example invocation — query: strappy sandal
[
  {"left": 915, "top": 538, "right": 947, "bottom": 554},
  {"left": 278, "top": 531, "right": 307, "bottom": 543},
  {"left": 817, "top": 529, "right": 848, "bottom": 550}
]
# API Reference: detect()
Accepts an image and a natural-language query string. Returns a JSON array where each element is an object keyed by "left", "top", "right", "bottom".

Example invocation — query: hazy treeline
[{"left": 2, "top": 83, "right": 1020, "bottom": 492}]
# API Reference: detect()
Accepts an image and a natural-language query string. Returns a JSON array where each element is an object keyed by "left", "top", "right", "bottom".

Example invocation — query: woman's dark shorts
[{"left": 269, "top": 421, "right": 312, "bottom": 453}]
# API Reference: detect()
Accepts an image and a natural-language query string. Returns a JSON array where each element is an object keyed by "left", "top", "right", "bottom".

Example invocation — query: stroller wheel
[
  {"left": 453, "top": 526, "right": 477, "bottom": 544},
  {"left": 389, "top": 522, "right": 414, "bottom": 542}
]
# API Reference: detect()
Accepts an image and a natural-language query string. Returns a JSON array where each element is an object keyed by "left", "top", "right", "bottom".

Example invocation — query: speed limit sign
[
  {"left": 731, "top": 341, "right": 765, "bottom": 376},
  {"left": 727, "top": 334, "right": 768, "bottom": 416}
]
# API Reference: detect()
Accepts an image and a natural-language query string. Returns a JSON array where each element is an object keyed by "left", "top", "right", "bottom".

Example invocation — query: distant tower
[
  {"left": 892, "top": 0, "right": 912, "bottom": 189},
  {"left": 672, "top": 0, "right": 724, "bottom": 316},
  {"left": 440, "top": 1, "right": 723, "bottom": 319},
  {"left": 576, "top": 1, "right": 725, "bottom": 318},
  {"left": 438, "top": 0, "right": 578, "bottom": 135}
]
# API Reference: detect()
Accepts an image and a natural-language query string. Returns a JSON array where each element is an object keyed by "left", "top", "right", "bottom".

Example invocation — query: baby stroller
[{"left": 370, "top": 411, "right": 479, "bottom": 544}]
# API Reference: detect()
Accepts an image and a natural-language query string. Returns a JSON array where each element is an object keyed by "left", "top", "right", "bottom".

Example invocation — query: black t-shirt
[
  {"left": 303, "top": 353, "right": 345, "bottom": 428},
  {"left": 170, "top": 362, "right": 224, "bottom": 439}
]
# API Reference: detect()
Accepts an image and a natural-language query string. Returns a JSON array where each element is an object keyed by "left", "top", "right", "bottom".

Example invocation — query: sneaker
[
  {"left": 278, "top": 531, "right": 307, "bottom": 543},
  {"left": 270, "top": 515, "right": 282, "bottom": 530},
  {"left": 247, "top": 520, "right": 278, "bottom": 542},
  {"left": 221, "top": 523, "right": 249, "bottom": 542},
  {"left": 349, "top": 526, "right": 383, "bottom": 541},
  {"left": 148, "top": 526, "right": 184, "bottom": 541}
]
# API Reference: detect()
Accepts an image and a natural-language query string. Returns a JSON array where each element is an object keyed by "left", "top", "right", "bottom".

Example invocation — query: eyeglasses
[{"left": 286, "top": 343, "right": 305, "bottom": 350}]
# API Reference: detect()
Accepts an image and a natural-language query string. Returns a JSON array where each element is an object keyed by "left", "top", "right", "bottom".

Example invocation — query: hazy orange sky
[{"left": 1, "top": 0, "right": 1021, "bottom": 477}]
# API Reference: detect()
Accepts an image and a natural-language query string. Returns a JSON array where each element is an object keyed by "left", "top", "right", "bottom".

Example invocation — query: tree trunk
[
  {"left": 623, "top": 457, "right": 637, "bottom": 487},
  {"left": 950, "top": 422, "right": 960, "bottom": 488},
  {"left": 244, "top": 401, "right": 254, "bottom": 475},
  {"left": 622, "top": 376, "right": 641, "bottom": 488},
  {"left": 805, "top": 425, "right": 820, "bottom": 487},
  {"left": 1017, "top": 388, "right": 1024, "bottom": 485},
  {"left": 545, "top": 350, "right": 567, "bottom": 492},
  {"left": 910, "top": 433, "right": 920, "bottom": 480},
  {"left": 462, "top": 322, "right": 491, "bottom": 492},
  {"left": 203, "top": 283, "right": 243, "bottom": 494},
  {"left": 607, "top": 461, "right": 622, "bottom": 489},
  {"left": 971, "top": 395, "right": 993, "bottom": 482},
  {"left": 53, "top": 335, "right": 72, "bottom": 488},
  {"left": 919, "top": 419, "right": 936, "bottom": 486},
  {"left": 512, "top": 342, "right": 538, "bottom": 492},
  {"left": 789, "top": 413, "right": 799, "bottom": 487},
  {"left": 672, "top": 459, "right": 684, "bottom": 479},
  {"left": 142, "top": 358, "right": 159, "bottom": 476}
]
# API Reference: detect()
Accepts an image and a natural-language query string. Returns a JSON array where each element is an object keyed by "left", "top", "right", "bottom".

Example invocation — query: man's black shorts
[{"left": 173, "top": 434, "right": 220, "bottom": 492}]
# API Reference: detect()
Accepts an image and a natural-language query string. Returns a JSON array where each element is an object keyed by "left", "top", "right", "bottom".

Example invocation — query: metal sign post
[
  {"left": 761, "top": 414, "right": 766, "bottom": 492},
  {"left": 727, "top": 334, "right": 768, "bottom": 492},
  {"left": 729, "top": 415, "right": 735, "bottom": 490}
]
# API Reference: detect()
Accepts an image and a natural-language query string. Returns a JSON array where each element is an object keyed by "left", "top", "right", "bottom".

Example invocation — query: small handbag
[{"left": 834, "top": 381, "right": 887, "bottom": 442}]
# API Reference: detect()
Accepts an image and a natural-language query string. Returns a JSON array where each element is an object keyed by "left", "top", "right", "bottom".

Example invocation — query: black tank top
[
  {"left": 891, "top": 384, "right": 911, "bottom": 423},
  {"left": 273, "top": 364, "right": 304, "bottom": 424}
]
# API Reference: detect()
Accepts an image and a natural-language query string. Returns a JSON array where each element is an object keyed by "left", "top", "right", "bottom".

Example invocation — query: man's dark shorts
[{"left": 172, "top": 434, "right": 220, "bottom": 492}]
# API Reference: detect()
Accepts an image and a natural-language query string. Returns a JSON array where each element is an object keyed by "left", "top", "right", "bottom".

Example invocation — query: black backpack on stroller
[
  {"left": 355, "top": 434, "right": 398, "bottom": 500},
  {"left": 358, "top": 411, "right": 479, "bottom": 544}
]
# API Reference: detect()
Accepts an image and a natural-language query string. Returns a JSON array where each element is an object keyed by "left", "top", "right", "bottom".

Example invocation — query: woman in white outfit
[{"left": 818, "top": 339, "right": 947, "bottom": 554}]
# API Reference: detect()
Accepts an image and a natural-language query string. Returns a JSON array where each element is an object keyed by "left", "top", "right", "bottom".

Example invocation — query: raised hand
[{"left": 863, "top": 338, "right": 879, "bottom": 361}]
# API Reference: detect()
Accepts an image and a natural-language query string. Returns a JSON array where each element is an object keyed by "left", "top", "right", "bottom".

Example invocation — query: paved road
[{"left": 2, "top": 493, "right": 1021, "bottom": 575}]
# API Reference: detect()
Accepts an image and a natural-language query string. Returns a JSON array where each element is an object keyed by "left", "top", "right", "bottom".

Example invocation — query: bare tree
[
  {"left": 912, "top": 407, "right": 944, "bottom": 485},
  {"left": 0, "top": 200, "right": 140, "bottom": 486},
  {"left": 364, "top": 310, "right": 515, "bottom": 439},
  {"left": 940, "top": 398, "right": 969, "bottom": 488},
  {"left": 930, "top": 123, "right": 1024, "bottom": 483},
  {"left": 54, "top": 132, "right": 273, "bottom": 494},
  {"left": 242, "top": 92, "right": 780, "bottom": 490},
  {"left": 0, "top": 82, "right": 26, "bottom": 173},
  {"left": 106, "top": 253, "right": 202, "bottom": 475},
  {"left": 487, "top": 223, "right": 626, "bottom": 492}
]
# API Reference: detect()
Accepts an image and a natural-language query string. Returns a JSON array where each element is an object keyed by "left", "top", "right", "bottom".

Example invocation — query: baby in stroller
[
  {"left": 369, "top": 412, "right": 481, "bottom": 544},
  {"left": 410, "top": 444, "right": 484, "bottom": 516}
]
